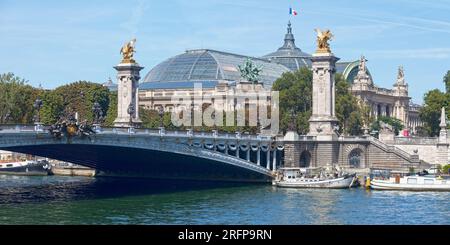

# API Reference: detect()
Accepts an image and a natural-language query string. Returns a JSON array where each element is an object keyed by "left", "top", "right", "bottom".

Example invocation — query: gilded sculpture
[
  {"left": 314, "top": 28, "right": 333, "bottom": 53},
  {"left": 120, "top": 38, "right": 137, "bottom": 63}
]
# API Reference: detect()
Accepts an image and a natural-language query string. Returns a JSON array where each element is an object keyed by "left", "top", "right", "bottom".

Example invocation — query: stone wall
[{"left": 282, "top": 137, "right": 428, "bottom": 173}]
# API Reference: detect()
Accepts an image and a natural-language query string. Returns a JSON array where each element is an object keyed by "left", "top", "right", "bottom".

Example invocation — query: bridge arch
[
  {"left": 348, "top": 148, "right": 364, "bottom": 168},
  {"left": 0, "top": 128, "right": 278, "bottom": 182},
  {"left": 299, "top": 150, "right": 311, "bottom": 168}
]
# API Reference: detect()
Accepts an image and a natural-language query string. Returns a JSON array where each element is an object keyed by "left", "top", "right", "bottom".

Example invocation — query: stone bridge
[{"left": 0, "top": 125, "right": 284, "bottom": 182}]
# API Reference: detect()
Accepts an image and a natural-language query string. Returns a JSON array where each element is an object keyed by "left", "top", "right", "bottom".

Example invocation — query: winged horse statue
[{"left": 314, "top": 29, "right": 333, "bottom": 53}]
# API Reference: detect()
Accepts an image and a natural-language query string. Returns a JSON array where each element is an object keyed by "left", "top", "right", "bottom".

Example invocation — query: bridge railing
[
  {"left": 0, "top": 124, "right": 40, "bottom": 132},
  {"left": 99, "top": 127, "right": 275, "bottom": 141},
  {"left": 338, "top": 135, "right": 370, "bottom": 141},
  {"left": 0, "top": 124, "right": 275, "bottom": 142}
]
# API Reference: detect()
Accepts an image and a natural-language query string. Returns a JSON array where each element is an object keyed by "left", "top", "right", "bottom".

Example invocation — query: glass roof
[{"left": 142, "top": 49, "right": 290, "bottom": 88}]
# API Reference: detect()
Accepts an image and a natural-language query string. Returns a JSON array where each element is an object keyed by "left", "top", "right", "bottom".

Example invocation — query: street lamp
[
  {"left": 33, "top": 98, "right": 43, "bottom": 132},
  {"left": 158, "top": 106, "right": 164, "bottom": 128},
  {"left": 92, "top": 102, "right": 103, "bottom": 132},
  {"left": 33, "top": 98, "right": 43, "bottom": 123}
]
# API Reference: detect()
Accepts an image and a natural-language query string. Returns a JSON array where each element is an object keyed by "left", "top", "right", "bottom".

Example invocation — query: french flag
[{"left": 289, "top": 7, "right": 298, "bottom": 16}]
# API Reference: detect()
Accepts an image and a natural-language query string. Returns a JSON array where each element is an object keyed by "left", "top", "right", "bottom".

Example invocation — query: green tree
[
  {"left": 371, "top": 116, "right": 404, "bottom": 136},
  {"left": 0, "top": 73, "right": 39, "bottom": 124},
  {"left": 53, "top": 81, "right": 110, "bottom": 123},
  {"left": 104, "top": 92, "right": 117, "bottom": 127},
  {"left": 335, "top": 74, "right": 365, "bottom": 135},
  {"left": 419, "top": 89, "right": 449, "bottom": 136},
  {"left": 444, "top": 70, "right": 450, "bottom": 94},
  {"left": 273, "top": 68, "right": 366, "bottom": 135},
  {"left": 272, "top": 67, "right": 312, "bottom": 134},
  {"left": 140, "top": 107, "right": 175, "bottom": 129},
  {"left": 40, "top": 90, "right": 64, "bottom": 124}
]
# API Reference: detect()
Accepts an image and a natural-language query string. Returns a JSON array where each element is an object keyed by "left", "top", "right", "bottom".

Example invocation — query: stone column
[
  {"left": 308, "top": 52, "right": 340, "bottom": 140},
  {"left": 114, "top": 63, "right": 143, "bottom": 127},
  {"left": 437, "top": 107, "right": 449, "bottom": 165}
]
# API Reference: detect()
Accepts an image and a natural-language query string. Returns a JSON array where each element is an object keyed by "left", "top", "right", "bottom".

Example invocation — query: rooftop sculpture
[{"left": 238, "top": 58, "right": 263, "bottom": 83}]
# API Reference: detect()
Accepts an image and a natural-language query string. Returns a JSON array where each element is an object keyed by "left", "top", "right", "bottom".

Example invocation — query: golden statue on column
[
  {"left": 314, "top": 29, "right": 333, "bottom": 53},
  {"left": 120, "top": 38, "right": 137, "bottom": 64}
]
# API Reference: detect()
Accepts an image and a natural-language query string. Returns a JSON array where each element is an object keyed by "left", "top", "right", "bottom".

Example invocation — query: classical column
[
  {"left": 308, "top": 49, "right": 340, "bottom": 140},
  {"left": 114, "top": 40, "right": 143, "bottom": 128},
  {"left": 437, "top": 107, "right": 449, "bottom": 165},
  {"left": 266, "top": 150, "right": 270, "bottom": 170}
]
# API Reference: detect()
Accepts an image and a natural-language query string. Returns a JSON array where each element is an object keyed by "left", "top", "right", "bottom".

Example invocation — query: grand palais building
[{"left": 104, "top": 22, "right": 422, "bottom": 134}]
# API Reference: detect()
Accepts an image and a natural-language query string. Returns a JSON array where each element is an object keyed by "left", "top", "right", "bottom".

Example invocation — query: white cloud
[
  {"left": 120, "top": 0, "right": 149, "bottom": 37},
  {"left": 369, "top": 48, "right": 450, "bottom": 59}
]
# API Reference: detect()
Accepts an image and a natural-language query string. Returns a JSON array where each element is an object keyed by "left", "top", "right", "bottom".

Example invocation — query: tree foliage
[
  {"left": 52, "top": 81, "right": 110, "bottom": 123},
  {"left": 104, "top": 92, "right": 118, "bottom": 127},
  {"left": 0, "top": 73, "right": 40, "bottom": 124},
  {"left": 272, "top": 68, "right": 312, "bottom": 134},
  {"left": 335, "top": 74, "right": 367, "bottom": 135},
  {"left": 370, "top": 115, "right": 404, "bottom": 136},
  {"left": 272, "top": 68, "right": 367, "bottom": 135},
  {"left": 444, "top": 70, "right": 450, "bottom": 94},
  {"left": 419, "top": 89, "right": 449, "bottom": 136}
]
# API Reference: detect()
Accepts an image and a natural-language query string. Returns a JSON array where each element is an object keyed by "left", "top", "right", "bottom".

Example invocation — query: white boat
[
  {"left": 273, "top": 167, "right": 357, "bottom": 189},
  {"left": 370, "top": 175, "right": 450, "bottom": 191},
  {"left": 0, "top": 159, "right": 51, "bottom": 176}
]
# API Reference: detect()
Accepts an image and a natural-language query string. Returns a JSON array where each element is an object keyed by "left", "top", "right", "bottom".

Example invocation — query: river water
[{"left": 0, "top": 175, "right": 448, "bottom": 225}]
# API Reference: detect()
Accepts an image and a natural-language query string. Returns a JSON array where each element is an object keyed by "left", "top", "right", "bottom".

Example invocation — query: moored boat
[
  {"left": 0, "top": 159, "right": 51, "bottom": 176},
  {"left": 370, "top": 175, "right": 450, "bottom": 191},
  {"left": 273, "top": 166, "right": 357, "bottom": 189}
]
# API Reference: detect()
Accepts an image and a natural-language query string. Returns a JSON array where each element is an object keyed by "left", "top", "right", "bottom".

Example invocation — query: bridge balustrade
[{"left": 0, "top": 124, "right": 283, "bottom": 175}]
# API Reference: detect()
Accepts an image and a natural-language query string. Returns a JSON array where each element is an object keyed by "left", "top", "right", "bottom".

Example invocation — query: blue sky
[{"left": 1, "top": 0, "right": 449, "bottom": 103}]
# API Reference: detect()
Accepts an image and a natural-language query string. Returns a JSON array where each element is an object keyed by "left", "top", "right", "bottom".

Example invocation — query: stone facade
[
  {"left": 351, "top": 59, "right": 418, "bottom": 133},
  {"left": 283, "top": 135, "right": 426, "bottom": 172}
]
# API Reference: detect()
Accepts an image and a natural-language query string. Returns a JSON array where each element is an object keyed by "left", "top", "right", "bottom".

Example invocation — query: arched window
[
  {"left": 299, "top": 151, "right": 311, "bottom": 168},
  {"left": 348, "top": 149, "right": 362, "bottom": 168}
]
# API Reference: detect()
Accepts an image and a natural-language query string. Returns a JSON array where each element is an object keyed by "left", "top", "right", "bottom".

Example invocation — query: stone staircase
[{"left": 368, "top": 136, "right": 429, "bottom": 172}]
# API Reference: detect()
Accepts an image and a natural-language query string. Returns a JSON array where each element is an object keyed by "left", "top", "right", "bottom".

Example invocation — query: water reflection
[
  {"left": 0, "top": 175, "right": 448, "bottom": 225},
  {"left": 0, "top": 175, "right": 259, "bottom": 205}
]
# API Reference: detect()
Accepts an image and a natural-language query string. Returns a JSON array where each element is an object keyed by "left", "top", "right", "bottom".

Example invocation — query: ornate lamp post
[
  {"left": 92, "top": 102, "right": 103, "bottom": 132},
  {"left": 158, "top": 106, "right": 165, "bottom": 135},
  {"left": 33, "top": 98, "right": 43, "bottom": 131},
  {"left": 158, "top": 106, "right": 164, "bottom": 128}
]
